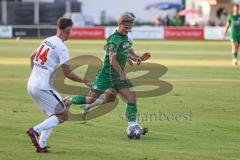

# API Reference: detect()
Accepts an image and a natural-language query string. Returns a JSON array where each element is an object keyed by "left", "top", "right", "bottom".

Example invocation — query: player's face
[
  {"left": 233, "top": 5, "right": 239, "bottom": 14},
  {"left": 118, "top": 22, "right": 134, "bottom": 35},
  {"left": 62, "top": 26, "right": 72, "bottom": 41}
]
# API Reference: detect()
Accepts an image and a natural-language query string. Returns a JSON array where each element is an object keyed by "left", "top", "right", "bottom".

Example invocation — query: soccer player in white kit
[{"left": 26, "top": 17, "right": 91, "bottom": 153}]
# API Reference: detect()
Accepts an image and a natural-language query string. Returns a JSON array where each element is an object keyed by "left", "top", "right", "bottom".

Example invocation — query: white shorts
[{"left": 27, "top": 85, "right": 66, "bottom": 116}]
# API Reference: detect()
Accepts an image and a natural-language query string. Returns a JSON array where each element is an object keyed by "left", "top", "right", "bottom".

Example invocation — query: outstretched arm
[
  {"left": 61, "top": 64, "right": 92, "bottom": 87},
  {"left": 129, "top": 49, "right": 141, "bottom": 62},
  {"left": 129, "top": 49, "right": 151, "bottom": 65},
  {"left": 223, "top": 22, "right": 230, "bottom": 39}
]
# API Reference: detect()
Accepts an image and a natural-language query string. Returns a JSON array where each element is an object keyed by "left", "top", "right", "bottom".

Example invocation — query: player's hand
[
  {"left": 136, "top": 58, "right": 142, "bottom": 65},
  {"left": 127, "top": 58, "right": 133, "bottom": 66},
  {"left": 141, "top": 52, "right": 151, "bottom": 61},
  {"left": 83, "top": 79, "right": 92, "bottom": 87},
  {"left": 222, "top": 32, "right": 227, "bottom": 40}
]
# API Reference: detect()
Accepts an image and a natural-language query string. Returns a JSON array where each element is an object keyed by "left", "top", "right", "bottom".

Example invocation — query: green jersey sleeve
[{"left": 107, "top": 35, "right": 121, "bottom": 53}]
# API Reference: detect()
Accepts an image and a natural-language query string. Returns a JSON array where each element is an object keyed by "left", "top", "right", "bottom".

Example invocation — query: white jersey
[{"left": 28, "top": 35, "right": 69, "bottom": 90}]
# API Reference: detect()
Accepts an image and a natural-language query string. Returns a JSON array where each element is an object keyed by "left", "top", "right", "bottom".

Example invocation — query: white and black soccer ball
[{"left": 126, "top": 124, "right": 142, "bottom": 139}]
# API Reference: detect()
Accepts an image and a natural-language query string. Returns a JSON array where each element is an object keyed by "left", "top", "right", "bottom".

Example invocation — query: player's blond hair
[{"left": 118, "top": 12, "right": 136, "bottom": 24}]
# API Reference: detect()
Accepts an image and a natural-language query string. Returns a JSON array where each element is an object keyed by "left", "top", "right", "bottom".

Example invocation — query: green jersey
[
  {"left": 92, "top": 31, "right": 133, "bottom": 93},
  {"left": 101, "top": 30, "right": 132, "bottom": 77},
  {"left": 228, "top": 13, "right": 240, "bottom": 37}
]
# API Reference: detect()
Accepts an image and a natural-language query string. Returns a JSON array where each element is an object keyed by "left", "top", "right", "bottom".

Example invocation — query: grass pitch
[{"left": 0, "top": 39, "right": 240, "bottom": 160}]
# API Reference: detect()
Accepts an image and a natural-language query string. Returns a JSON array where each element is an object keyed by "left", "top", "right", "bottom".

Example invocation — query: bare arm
[
  {"left": 127, "top": 57, "right": 133, "bottom": 66},
  {"left": 30, "top": 51, "right": 36, "bottom": 69},
  {"left": 128, "top": 49, "right": 141, "bottom": 62},
  {"left": 223, "top": 22, "right": 230, "bottom": 39},
  {"left": 129, "top": 49, "right": 151, "bottom": 65},
  {"left": 61, "top": 64, "right": 92, "bottom": 87},
  {"left": 109, "top": 51, "right": 127, "bottom": 80}
]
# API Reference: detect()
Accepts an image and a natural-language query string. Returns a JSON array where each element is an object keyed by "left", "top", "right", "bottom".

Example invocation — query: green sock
[
  {"left": 233, "top": 53, "right": 238, "bottom": 59},
  {"left": 71, "top": 95, "right": 86, "bottom": 104},
  {"left": 125, "top": 103, "right": 137, "bottom": 122}
]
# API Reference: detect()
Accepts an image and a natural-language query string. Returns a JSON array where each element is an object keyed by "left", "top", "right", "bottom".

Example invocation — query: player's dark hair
[{"left": 57, "top": 17, "right": 73, "bottom": 30}]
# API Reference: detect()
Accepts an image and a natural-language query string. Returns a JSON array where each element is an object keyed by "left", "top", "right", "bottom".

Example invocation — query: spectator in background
[
  {"left": 154, "top": 16, "right": 165, "bottom": 26},
  {"left": 216, "top": 7, "right": 228, "bottom": 26},
  {"left": 170, "top": 14, "right": 183, "bottom": 26},
  {"left": 165, "top": 15, "right": 171, "bottom": 26},
  {"left": 208, "top": 20, "right": 216, "bottom": 26}
]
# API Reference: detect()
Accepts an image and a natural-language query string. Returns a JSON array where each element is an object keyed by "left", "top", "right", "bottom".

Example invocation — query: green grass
[{"left": 0, "top": 39, "right": 240, "bottom": 160}]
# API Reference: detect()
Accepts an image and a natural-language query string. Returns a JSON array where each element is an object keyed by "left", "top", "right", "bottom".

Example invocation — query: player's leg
[
  {"left": 63, "top": 87, "right": 101, "bottom": 105},
  {"left": 105, "top": 88, "right": 117, "bottom": 102},
  {"left": 64, "top": 74, "right": 113, "bottom": 110},
  {"left": 33, "top": 110, "right": 68, "bottom": 153},
  {"left": 115, "top": 79, "right": 148, "bottom": 136},
  {"left": 231, "top": 39, "right": 239, "bottom": 65},
  {"left": 27, "top": 87, "right": 67, "bottom": 152},
  {"left": 118, "top": 87, "right": 148, "bottom": 136},
  {"left": 118, "top": 88, "right": 137, "bottom": 124},
  {"left": 114, "top": 79, "right": 137, "bottom": 124},
  {"left": 64, "top": 90, "right": 101, "bottom": 110},
  {"left": 84, "top": 88, "right": 117, "bottom": 109},
  {"left": 38, "top": 128, "right": 52, "bottom": 150}
]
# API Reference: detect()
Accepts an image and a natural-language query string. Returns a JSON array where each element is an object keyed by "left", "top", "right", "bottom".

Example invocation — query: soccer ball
[{"left": 126, "top": 124, "right": 142, "bottom": 139}]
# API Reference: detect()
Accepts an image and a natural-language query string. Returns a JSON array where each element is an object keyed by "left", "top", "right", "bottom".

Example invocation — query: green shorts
[
  {"left": 91, "top": 72, "right": 133, "bottom": 94},
  {"left": 231, "top": 35, "right": 240, "bottom": 44}
]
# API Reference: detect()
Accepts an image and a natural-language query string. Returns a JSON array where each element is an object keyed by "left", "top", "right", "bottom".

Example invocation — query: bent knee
[
  {"left": 106, "top": 93, "right": 116, "bottom": 102},
  {"left": 86, "top": 97, "right": 96, "bottom": 104},
  {"left": 127, "top": 96, "right": 137, "bottom": 104},
  {"left": 56, "top": 111, "right": 68, "bottom": 123}
]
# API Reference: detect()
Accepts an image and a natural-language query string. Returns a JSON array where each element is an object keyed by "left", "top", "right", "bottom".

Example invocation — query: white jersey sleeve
[{"left": 59, "top": 47, "right": 69, "bottom": 65}]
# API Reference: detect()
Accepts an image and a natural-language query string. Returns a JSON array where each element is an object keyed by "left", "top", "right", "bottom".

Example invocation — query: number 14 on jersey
[{"left": 35, "top": 45, "right": 50, "bottom": 65}]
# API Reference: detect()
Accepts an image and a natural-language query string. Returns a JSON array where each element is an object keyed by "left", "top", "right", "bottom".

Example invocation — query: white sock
[
  {"left": 33, "top": 115, "right": 59, "bottom": 134},
  {"left": 39, "top": 128, "right": 53, "bottom": 148},
  {"left": 128, "top": 121, "right": 138, "bottom": 127},
  {"left": 85, "top": 94, "right": 106, "bottom": 109}
]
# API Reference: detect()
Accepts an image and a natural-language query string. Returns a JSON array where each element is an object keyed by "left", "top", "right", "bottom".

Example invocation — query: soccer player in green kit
[
  {"left": 224, "top": 4, "right": 240, "bottom": 65},
  {"left": 64, "top": 12, "right": 151, "bottom": 136}
]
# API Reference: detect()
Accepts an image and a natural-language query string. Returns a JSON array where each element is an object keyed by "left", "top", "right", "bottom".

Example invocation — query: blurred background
[
  {"left": 1, "top": 1, "right": 240, "bottom": 159},
  {"left": 0, "top": 0, "right": 239, "bottom": 39}
]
